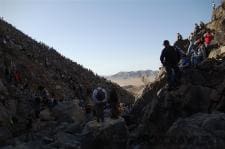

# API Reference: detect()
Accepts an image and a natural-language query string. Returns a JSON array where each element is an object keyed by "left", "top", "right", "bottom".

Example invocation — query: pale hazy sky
[{"left": 0, "top": 0, "right": 221, "bottom": 75}]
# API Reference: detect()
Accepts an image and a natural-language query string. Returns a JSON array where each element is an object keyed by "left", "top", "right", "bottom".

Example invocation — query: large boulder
[
  {"left": 137, "top": 84, "right": 216, "bottom": 137},
  {"left": 166, "top": 113, "right": 225, "bottom": 149},
  {"left": 81, "top": 117, "right": 128, "bottom": 149},
  {"left": 51, "top": 100, "right": 85, "bottom": 123}
]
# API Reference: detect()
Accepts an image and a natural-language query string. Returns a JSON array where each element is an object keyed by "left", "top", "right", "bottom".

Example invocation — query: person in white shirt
[{"left": 92, "top": 87, "right": 107, "bottom": 122}]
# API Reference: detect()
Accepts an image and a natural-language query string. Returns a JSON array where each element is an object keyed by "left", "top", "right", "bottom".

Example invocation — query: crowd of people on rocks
[{"left": 160, "top": 21, "right": 218, "bottom": 91}]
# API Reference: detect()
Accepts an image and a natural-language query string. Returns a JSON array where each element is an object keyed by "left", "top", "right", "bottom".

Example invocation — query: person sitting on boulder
[
  {"left": 204, "top": 30, "right": 214, "bottom": 48},
  {"left": 160, "top": 40, "right": 181, "bottom": 90},
  {"left": 109, "top": 88, "right": 120, "bottom": 119},
  {"left": 190, "top": 41, "right": 206, "bottom": 67},
  {"left": 174, "top": 45, "right": 189, "bottom": 69},
  {"left": 92, "top": 86, "right": 107, "bottom": 122}
]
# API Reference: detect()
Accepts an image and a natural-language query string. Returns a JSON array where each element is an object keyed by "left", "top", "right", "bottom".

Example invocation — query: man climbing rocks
[
  {"left": 160, "top": 40, "right": 181, "bottom": 90},
  {"left": 92, "top": 86, "right": 107, "bottom": 122}
]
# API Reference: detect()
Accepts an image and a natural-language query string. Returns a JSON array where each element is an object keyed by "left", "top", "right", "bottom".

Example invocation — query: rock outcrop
[
  {"left": 128, "top": 57, "right": 225, "bottom": 149},
  {"left": 127, "top": 2, "right": 225, "bottom": 148},
  {"left": 1, "top": 1, "right": 225, "bottom": 149},
  {"left": 167, "top": 113, "right": 225, "bottom": 149},
  {"left": 81, "top": 118, "right": 128, "bottom": 149}
]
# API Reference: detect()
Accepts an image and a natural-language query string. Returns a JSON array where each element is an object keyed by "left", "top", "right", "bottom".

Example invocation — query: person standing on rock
[
  {"left": 160, "top": 40, "right": 181, "bottom": 90},
  {"left": 92, "top": 86, "right": 107, "bottom": 122}
]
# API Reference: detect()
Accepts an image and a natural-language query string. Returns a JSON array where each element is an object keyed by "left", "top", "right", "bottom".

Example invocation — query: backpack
[{"left": 96, "top": 89, "right": 105, "bottom": 101}]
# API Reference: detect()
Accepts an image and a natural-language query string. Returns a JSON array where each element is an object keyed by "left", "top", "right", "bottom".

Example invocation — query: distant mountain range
[
  {"left": 106, "top": 70, "right": 158, "bottom": 80},
  {"left": 106, "top": 70, "right": 158, "bottom": 97}
]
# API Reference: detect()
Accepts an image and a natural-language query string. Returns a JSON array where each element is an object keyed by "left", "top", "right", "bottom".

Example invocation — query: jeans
[{"left": 165, "top": 65, "right": 181, "bottom": 88}]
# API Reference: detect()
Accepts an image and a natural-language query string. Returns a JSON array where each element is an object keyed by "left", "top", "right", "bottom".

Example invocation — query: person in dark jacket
[{"left": 160, "top": 40, "right": 181, "bottom": 90}]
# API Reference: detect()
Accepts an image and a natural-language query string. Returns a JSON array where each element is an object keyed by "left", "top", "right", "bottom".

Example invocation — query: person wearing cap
[{"left": 160, "top": 40, "right": 181, "bottom": 90}]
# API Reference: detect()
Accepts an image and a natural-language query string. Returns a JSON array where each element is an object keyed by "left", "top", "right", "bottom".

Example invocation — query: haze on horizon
[{"left": 0, "top": 0, "right": 221, "bottom": 75}]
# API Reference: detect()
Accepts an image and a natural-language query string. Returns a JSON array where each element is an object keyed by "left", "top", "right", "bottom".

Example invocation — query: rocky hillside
[
  {"left": 127, "top": 2, "right": 225, "bottom": 149},
  {"left": 1, "top": 2, "right": 225, "bottom": 149},
  {"left": 0, "top": 18, "right": 134, "bottom": 148},
  {"left": 106, "top": 70, "right": 158, "bottom": 97},
  {"left": 0, "top": 19, "right": 134, "bottom": 104}
]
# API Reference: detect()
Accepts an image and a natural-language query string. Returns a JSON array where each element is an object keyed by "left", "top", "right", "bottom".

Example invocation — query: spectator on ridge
[
  {"left": 200, "top": 21, "right": 206, "bottom": 30},
  {"left": 175, "top": 46, "right": 190, "bottom": 69},
  {"left": 177, "top": 33, "right": 183, "bottom": 40},
  {"left": 174, "top": 33, "right": 189, "bottom": 52},
  {"left": 194, "top": 23, "right": 200, "bottom": 35},
  {"left": 204, "top": 30, "right": 214, "bottom": 48},
  {"left": 160, "top": 40, "right": 181, "bottom": 90},
  {"left": 191, "top": 41, "right": 206, "bottom": 67}
]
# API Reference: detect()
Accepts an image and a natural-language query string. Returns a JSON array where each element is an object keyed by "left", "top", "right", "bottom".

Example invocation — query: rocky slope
[
  {"left": 0, "top": 18, "right": 134, "bottom": 148},
  {"left": 127, "top": 2, "right": 225, "bottom": 149},
  {"left": 1, "top": 2, "right": 225, "bottom": 149},
  {"left": 129, "top": 57, "right": 225, "bottom": 148}
]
